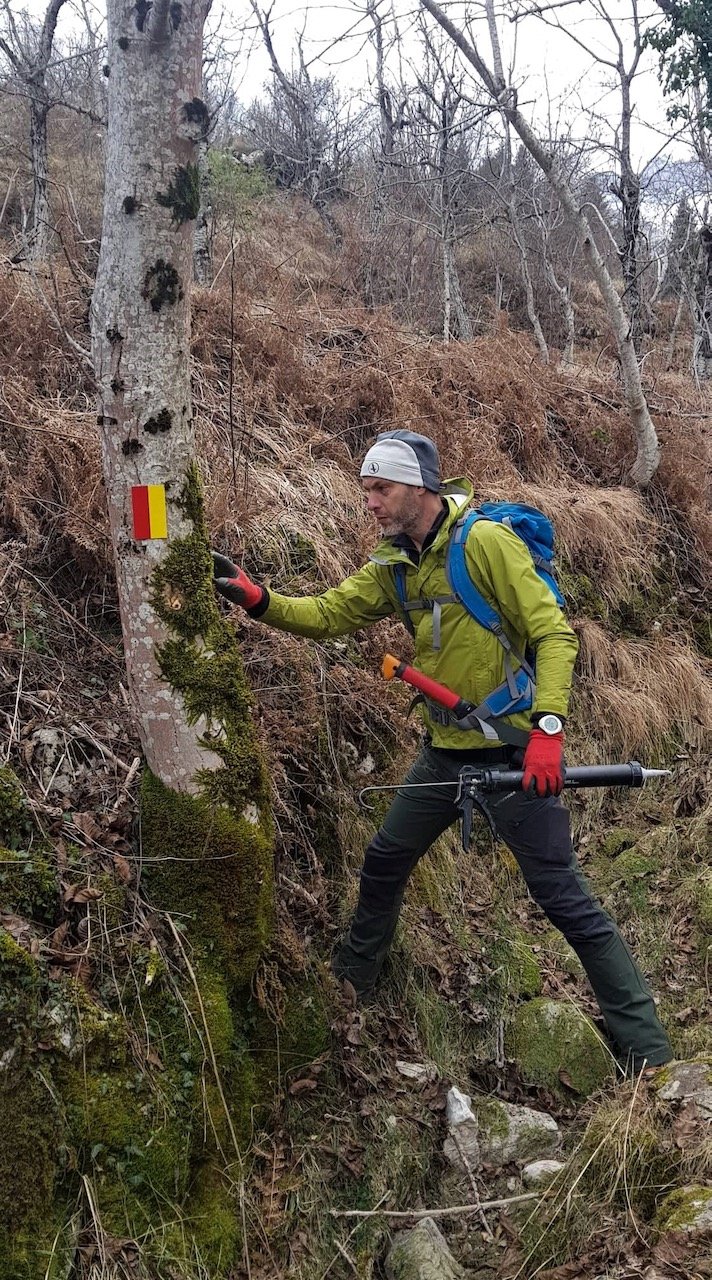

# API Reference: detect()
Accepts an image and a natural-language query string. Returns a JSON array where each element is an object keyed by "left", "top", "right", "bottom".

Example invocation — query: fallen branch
[{"left": 331, "top": 1191, "right": 542, "bottom": 1220}]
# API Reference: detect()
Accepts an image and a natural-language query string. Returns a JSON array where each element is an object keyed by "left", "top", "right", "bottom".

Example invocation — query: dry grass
[{"left": 575, "top": 621, "right": 712, "bottom": 755}]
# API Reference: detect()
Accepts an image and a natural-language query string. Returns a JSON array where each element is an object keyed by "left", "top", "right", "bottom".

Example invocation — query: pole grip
[{"left": 475, "top": 763, "right": 648, "bottom": 792}]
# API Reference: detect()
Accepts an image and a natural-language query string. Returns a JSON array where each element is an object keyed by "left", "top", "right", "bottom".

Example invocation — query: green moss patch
[
  {"left": 0, "top": 766, "right": 30, "bottom": 848},
  {"left": 506, "top": 998, "right": 613, "bottom": 1096}
]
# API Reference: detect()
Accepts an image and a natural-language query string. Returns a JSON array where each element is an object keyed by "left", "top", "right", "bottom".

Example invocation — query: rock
[
  {"left": 446, "top": 1086, "right": 475, "bottom": 1127},
  {"left": 443, "top": 1087, "right": 480, "bottom": 1171},
  {"left": 397, "top": 1060, "right": 436, "bottom": 1084},
  {"left": 522, "top": 1159, "right": 566, "bottom": 1187},
  {"left": 472, "top": 1096, "right": 559, "bottom": 1167},
  {"left": 655, "top": 1059, "right": 712, "bottom": 1120},
  {"left": 506, "top": 998, "right": 613, "bottom": 1096},
  {"left": 385, "top": 1217, "right": 466, "bottom": 1280},
  {"left": 655, "top": 1184, "right": 712, "bottom": 1235}
]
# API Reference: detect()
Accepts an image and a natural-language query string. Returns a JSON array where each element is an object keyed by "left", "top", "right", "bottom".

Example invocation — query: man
[{"left": 213, "top": 429, "right": 671, "bottom": 1074}]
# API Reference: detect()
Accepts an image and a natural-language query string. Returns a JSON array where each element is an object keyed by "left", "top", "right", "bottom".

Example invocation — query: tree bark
[
  {"left": 28, "top": 90, "right": 51, "bottom": 260},
  {"left": 419, "top": 0, "right": 661, "bottom": 486},
  {"left": 694, "top": 225, "right": 712, "bottom": 381},
  {"left": 193, "top": 136, "right": 213, "bottom": 284},
  {"left": 91, "top": 0, "right": 228, "bottom": 790}
]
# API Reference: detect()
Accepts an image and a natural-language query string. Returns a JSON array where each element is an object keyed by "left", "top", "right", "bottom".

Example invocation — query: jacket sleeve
[
  {"left": 466, "top": 522, "right": 579, "bottom": 717},
  {"left": 256, "top": 561, "right": 395, "bottom": 639}
]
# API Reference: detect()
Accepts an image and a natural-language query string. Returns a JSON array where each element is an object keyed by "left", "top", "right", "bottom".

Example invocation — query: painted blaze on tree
[{"left": 84, "top": 2, "right": 274, "bottom": 1268}]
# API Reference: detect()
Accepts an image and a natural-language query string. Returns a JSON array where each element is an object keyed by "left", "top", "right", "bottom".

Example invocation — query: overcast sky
[
  {"left": 20, "top": 0, "right": 699, "bottom": 215},
  {"left": 230, "top": 0, "right": 684, "bottom": 166}
]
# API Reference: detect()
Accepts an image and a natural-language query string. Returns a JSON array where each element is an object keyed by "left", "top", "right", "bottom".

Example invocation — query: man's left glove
[
  {"left": 522, "top": 728, "right": 565, "bottom": 797},
  {"left": 212, "top": 552, "right": 266, "bottom": 611}
]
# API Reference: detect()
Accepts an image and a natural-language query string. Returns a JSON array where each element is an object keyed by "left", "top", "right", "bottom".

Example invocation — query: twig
[
  {"left": 450, "top": 1128, "right": 494, "bottom": 1241},
  {"left": 331, "top": 1191, "right": 541, "bottom": 1219},
  {"left": 279, "top": 873, "right": 320, "bottom": 908},
  {"left": 69, "top": 721, "right": 132, "bottom": 773},
  {"left": 111, "top": 754, "right": 142, "bottom": 811}
]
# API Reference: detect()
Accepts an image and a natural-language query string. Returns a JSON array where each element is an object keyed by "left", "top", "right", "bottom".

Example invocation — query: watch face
[{"left": 539, "top": 714, "right": 563, "bottom": 736}]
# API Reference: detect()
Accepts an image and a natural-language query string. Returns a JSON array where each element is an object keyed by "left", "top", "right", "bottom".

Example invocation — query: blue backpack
[{"left": 393, "top": 503, "right": 565, "bottom": 745}]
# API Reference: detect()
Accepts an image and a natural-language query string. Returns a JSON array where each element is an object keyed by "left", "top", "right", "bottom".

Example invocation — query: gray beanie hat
[{"left": 360, "top": 429, "right": 441, "bottom": 492}]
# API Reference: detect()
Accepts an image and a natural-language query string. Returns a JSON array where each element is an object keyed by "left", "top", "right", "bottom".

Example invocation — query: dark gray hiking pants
[{"left": 333, "top": 745, "right": 671, "bottom": 1071}]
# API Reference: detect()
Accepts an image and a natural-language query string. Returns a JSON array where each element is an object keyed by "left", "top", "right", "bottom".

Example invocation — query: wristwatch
[{"left": 535, "top": 713, "right": 564, "bottom": 736}]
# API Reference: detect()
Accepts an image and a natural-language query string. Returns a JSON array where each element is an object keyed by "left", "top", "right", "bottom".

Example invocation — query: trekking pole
[{"left": 367, "top": 655, "right": 671, "bottom": 846}]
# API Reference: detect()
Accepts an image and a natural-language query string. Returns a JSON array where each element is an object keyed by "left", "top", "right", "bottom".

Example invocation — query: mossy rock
[
  {"left": 655, "top": 1184, "right": 712, "bottom": 1235},
  {"left": 599, "top": 828, "right": 638, "bottom": 860},
  {"left": 0, "top": 1069, "right": 64, "bottom": 1280},
  {"left": 506, "top": 998, "right": 613, "bottom": 1096},
  {"left": 472, "top": 1096, "right": 559, "bottom": 1166}
]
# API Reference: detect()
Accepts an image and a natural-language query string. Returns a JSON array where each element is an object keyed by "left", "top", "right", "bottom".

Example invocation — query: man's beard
[{"left": 380, "top": 492, "right": 422, "bottom": 538}]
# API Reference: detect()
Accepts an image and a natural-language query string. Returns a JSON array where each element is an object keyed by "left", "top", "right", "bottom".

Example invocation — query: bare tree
[
  {"left": 0, "top": 0, "right": 69, "bottom": 258},
  {"left": 247, "top": 1, "right": 360, "bottom": 233},
  {"left": 420, "top": 0, "right": 661, "bottom": 485}
]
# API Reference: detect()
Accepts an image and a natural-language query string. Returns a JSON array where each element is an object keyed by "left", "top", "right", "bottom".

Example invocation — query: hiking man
[{"left": 213, "top": 429, "right": 671, "bottom": 1074}]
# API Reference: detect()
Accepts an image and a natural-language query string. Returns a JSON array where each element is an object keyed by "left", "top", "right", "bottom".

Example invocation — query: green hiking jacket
[{"left": 259, "top": 479, "right": 579, "bottom": 749}]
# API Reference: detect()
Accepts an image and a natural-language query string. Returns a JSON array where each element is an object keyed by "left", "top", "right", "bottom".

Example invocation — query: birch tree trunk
[
  {"left": 0, "top": 0, "right": 68, "bottom": 261},
  {"left": 420, "top": 0, "right": 661, "bottom": 486}
]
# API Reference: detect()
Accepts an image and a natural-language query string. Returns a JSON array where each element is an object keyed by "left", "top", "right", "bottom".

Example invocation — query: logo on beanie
[{"left": 368, "top": 462, "right": 380, "bottom": 473}]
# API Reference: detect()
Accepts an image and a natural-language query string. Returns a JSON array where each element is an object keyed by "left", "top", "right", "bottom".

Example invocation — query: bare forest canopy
[{"left": 0, "top": 2, "right": 711, "bottom": 1280}]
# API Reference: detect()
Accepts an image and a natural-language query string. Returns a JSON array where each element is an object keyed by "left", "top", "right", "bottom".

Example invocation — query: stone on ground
[
  {"left": 522, "top": 1159, "right": 566, "bottom": 1187},
  {"left": 655, "top": 1185, "right": 712, "bottom": 1235},
  {"left": 472, "top": 1097, "right": 559, "bottom": 1166},
  {"left": 385, "top": 1217, "right": 466, "bottom": 1280},
  {"left": 506, "top": 998, "right": 613, "bottom": 1095},
  {"left": 655, "top": 1059, "right": 712, "bottom": 1119}
]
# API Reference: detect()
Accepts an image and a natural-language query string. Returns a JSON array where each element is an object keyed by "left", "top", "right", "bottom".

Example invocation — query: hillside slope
[{"left": 0, "top": 198, "right": 711, "bottom": 1279}]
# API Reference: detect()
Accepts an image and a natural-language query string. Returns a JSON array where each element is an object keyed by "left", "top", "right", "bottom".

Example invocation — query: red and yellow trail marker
[{"left": 131, "top": 484, "right": 168, "bottom": 541}]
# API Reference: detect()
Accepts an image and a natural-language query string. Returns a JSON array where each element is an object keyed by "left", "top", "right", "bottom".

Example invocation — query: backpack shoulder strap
[
  {"left": 393, "top": 562, "right": 415, "bottom": 636},
  {"left": 445, "top": 512, "right": 505, "bottom": 636}
]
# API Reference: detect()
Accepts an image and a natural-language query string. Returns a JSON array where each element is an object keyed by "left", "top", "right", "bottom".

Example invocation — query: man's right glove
[
  {"left": 212, "top": 552, "right": 265, "bottom": 610},
  {"left": 522, "top": 728, "right": 565, "bottom": 797}
]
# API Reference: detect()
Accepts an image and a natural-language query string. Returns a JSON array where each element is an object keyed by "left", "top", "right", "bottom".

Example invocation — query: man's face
[{"left": 362, "top": 478, "right": 425, "bottom": 538}]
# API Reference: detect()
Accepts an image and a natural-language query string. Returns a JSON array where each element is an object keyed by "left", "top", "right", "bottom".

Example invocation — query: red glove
[
  {"left": 522, "top": 729, "right": 565, "bottom": 797},
  {"left": 212, "top": 552, "right": 264, "bottom": 610}
]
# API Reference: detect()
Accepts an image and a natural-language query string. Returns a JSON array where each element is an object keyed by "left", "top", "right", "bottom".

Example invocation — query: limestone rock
[
  {"left": 444, "top": 1089, "right": 560, "bottom": 1171},
  {"left": 443, "top": 1087, "right": 480, "bottom": 1171},
  {"left": 506, "top": 998, "right": 613, "bottom": 1096},
  {"left": 655, "top": 1059, "right": 712, "bottom": 1120},
  {"left": 473, "top": 1097, "right": 559, "bottom": 1166},
  {"left": 385, "top": 1217, "right": 466, "bottom": 1280},
  {"left": 655, "top": 1184, "right": 712, "bottom": 1235},
  {"left": 446, "top": 1086, "right": 475, "bottom": 1127},
  {"left": 522, "top": 1159, "right": 566, "bottom": 1187}
]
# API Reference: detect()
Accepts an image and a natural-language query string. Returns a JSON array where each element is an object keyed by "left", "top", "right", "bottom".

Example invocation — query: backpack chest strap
[{"left": 400, "top": 592, "right": 458, "bottom": 649}]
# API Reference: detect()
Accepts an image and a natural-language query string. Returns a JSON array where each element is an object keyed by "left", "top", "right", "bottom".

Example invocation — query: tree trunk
[
  {"left": 443, "top": 234, "right": 452, "bottom": 342},
  {"left": 509, "top": 207, "right": 549, "bottom": 362},
  {"left": 91, "top": 0, "right": 223, "bottom": 786},
  {"left": 419, "top": 0, "right": 661, "bottom": 486},
  {"left": 193, "top": 136, "right": 213, "bottom": 284},
  {"left": 694, "top": 225, "right": 712, "bottom": 381},
  {"left": 28, "top": 92, "right": 52, "bottom": 260}
]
